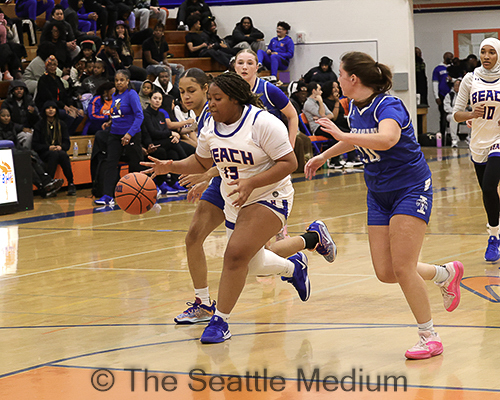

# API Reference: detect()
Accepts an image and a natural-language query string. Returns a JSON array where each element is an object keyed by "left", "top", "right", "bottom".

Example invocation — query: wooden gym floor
[{"left": 0, "top": 146, "right": 498, "bottom": 400}]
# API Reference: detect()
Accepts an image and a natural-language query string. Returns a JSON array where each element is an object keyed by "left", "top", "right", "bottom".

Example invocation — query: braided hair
[{"left": 211, "top": 72, "right": 264, "bottom": 109}]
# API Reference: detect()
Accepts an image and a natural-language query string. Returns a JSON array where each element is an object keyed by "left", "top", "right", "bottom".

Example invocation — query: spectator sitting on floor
[
  {"left": 32, "top": 101, "right": 76, "bottom": 196},
  {"left": 303, "top": 56, "right": 338, "bottom": 84}
]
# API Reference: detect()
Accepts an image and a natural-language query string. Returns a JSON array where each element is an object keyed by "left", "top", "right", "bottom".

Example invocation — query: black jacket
[
  {"left": 1, "top": 81, "right": 40, "bottom": 128},
  {"left": 142, "top": 105, "right": 172, "bottom": 146},
  {"left": 231, "top": 23, "right": 264, "bottom": 45}
]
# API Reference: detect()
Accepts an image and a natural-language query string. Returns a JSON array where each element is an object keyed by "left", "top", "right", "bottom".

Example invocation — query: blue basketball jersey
[
  {"left": 196, "top": 103, "right": 211, "bottom": 137},
  {"left": 252, "top": 78, "right": 289, "bottom": 119},
  {"left": 347, "top": 94, "right": 431, "bottom": 192}
]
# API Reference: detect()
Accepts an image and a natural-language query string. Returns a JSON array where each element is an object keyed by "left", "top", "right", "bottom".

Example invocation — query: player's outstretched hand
[
  {"left": 186, "top": 181, "right": 209, "bottom": 203},
  {"left": 140, "top": 156, "right": 173, "bottom": 179},
  {"left": 227, "top": 178, "right": 254, "bottom": 207},
  {"left": 305, "top": 154, "right": 326, "bottom": 180},
  {"left": 179, "top": 173, "right": 209, "bottom": 188},
  {"left": 316, "top": 118, "right": 345, "bottom": 140}
]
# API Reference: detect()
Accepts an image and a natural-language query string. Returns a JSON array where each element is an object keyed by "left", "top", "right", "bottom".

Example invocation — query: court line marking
[{"left": 1, "top": 323, "right": 500, "bottom": 394}]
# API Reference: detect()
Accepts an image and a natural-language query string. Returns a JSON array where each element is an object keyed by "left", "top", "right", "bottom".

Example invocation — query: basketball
[{"left": 114, "top": 172, "right": 157, "bottom": 215}]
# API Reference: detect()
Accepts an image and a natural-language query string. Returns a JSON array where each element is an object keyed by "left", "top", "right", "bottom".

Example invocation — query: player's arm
[
  {"left": 141, "top": 154, "right": 212, "bottom": 178},
  {"left": 316, "top": 117, "right": 400, "bottom": 151},
  {"left": 304, "top": 141, "right": 355, "bottom": 179},
  {"left": 227, "top": 151, "right": 296, "bottom": 207}
]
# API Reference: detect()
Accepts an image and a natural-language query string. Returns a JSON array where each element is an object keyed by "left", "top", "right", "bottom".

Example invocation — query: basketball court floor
[{"left": 0, "top": 146, "right": 499, "bottom": 400}]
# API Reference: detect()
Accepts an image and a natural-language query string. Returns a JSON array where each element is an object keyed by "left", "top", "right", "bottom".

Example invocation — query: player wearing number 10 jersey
[{"left": 453, "top": 37, "right": 500, "bottom": 262}]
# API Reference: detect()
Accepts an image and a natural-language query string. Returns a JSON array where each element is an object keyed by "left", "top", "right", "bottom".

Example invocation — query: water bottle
[
  {"left": 436, "top": 132, "right": 442, "bottom": 148},
  {"left": 86, "top": 139, "right": 92, "bottom": 156},
  {"left": 73, "top": 142, "right": 78, "bottom": 158}
]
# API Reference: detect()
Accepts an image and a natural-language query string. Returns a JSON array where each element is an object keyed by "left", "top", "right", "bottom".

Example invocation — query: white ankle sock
[
  {"left": 194, "top": 287, "right": 211, "bottom": 306},
  {"left": 432, "top": 265, "right": 450, "bottom": 284},
  {"left": 418, "top": 319, "right": 435, "bottom": 333},
  {"left": 487, "top": 224, "right": 500, "bottom": 238},
  {"left": 214, "top": 309, "right": 230, "bottom": 322}
]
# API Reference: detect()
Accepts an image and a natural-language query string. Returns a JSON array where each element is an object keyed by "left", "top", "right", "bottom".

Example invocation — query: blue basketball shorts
[
  {"left": 200, "top": 175, "right": 224, "bottom": 210},
  {"left": 367, "top": 178, "right": 433, "bottom": 226}
]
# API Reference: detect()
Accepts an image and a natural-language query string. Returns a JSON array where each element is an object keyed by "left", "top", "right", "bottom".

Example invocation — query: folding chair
[{"left": 299, "top": 113, "right": 332, "bottom": 155}]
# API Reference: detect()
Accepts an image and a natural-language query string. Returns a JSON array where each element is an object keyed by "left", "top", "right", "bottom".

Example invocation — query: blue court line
[
  {"left": 1, "top": 322, "right": 500, "bottom": 330},
  {"left": 0, "top": 151, "right": 469, "bottom": 228},
  {"left": 1, "top": 325, "right": 499, "bottom": 393}
]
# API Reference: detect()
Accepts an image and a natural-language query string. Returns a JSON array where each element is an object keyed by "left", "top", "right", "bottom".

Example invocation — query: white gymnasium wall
[
  {"left": 414, "top": 9, "right": 500, "bottom": 132},
  {"left": 171, "top": 0, "right": 417, "bottom": 124}
]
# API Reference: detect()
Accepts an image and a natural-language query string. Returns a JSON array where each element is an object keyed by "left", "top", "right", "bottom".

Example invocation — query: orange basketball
[{"left": 114, "top": 173, "right": 157, "bottom": 215}]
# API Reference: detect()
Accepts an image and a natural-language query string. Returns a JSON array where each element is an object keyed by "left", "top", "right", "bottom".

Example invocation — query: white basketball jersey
[
  {"left": 468, "top": 73, "right": 500, "bottom": 152},
  {"left": 196, "top": 105, "right": 294, "bottom": 206}
]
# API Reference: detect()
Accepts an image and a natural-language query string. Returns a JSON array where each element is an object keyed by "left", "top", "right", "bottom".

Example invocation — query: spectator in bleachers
[
  {"left": 201, "top": 16, "right": 238, "bottom": 57},
  {"left": 15, "top": 0, "right": 55, "bottom": 24},
  {"left": 0, "top": 6, "right": 31, "bottom": 47},
  {"left": 64, "top": 0, "right": 102, "bottom": 50},
  {"left": 230, "top": 16, "right": 265, "bottom": 53},
  {"left": 0, "top": 107, "right": 64, "bottom": 197},
  {"left": 75, "top": 39, "right": 97, "bottom": 63},
  {"left": 321, "top": 80, "right": 361, "bottom": 167},
  {"left": 112, "top": 20, "right": 147, "bottom": 81},
  {"left": 287, "top": 81, "right": 312, "bottom": 171},
  {"left": 40, "top": 20, "right": 74, "bottom": 68},
  {"left": 83, "top": 81, "right": 114, "bottom": 135},
  {"left": 83, "top": 0, "right": 115, "bottom": 39},
  {"left": 257, "top": 21, "right": 294, "bottom": 80},
  {"left": 153, "top": 66, "right": 180, "bottom": 103},
  {"left": 303, "top": 81, "right": 341, "bottom": 168},
  {"left": 0, "top": 42, "right": 22, "bottom": 81},
  {"left": 69, "top": 57, "right": 89, "bottom": 91},
  {"left": 22, "top": 42, "right": 62, "bottom": 94},
  {"left": 97, "top": 37, "right": 125, "bottom": 80},
  {"left": 142, "top": 22, "right": 184, "bottom": 87},
  {"left": 134, "top": 0, "right": 167, "bottom": 32},
  {"left": 35, "top": 55, "right": 84, "bottom": 135},
  {"left": 78, "top": 60, "right": 108, "bottom": 96},
  {"left": 138, "top": 80, "right": 153, "bottom": 109},
  {"left": 1, "top": 81, "right": 40, "bottom": 147},
  {"left": 185, "top": 14, "right": 231, "bottom": 68},
  {"left": 32, "top": 100, "right": 76, "bottom": 195},
  {"left": 176, "top": 0, "right": 212, "bottom": 31},
  {"left": 45, "top": 6, "right": 79, "bottom": 61},
  {"left": 67, "top": 0, "right": 97, "bottom": 33},
  {"left": 142, "top": 90, "right": 189, "bottom": 194},
  {"left": 94, "top": 69, "right": 144, "bottom": 205},
  {"left": 303, "top": 56, "right": 338, "bottom": 84}
]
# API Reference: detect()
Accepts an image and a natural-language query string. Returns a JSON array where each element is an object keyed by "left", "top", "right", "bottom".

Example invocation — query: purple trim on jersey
[
  {"left": 225, "top": 220, "right": 235, "bottom": 230},
  {"left": 257, "top": 199, "right": 289, "bottom": 219},
  {"left": 196, "top": 103, "right": 210, "bottom": 137},
  {"left": 252, "top": 110, "right": 263, "bottom": 124},
  {"left": 480, "top": 77, "right": 500, "bottom": 84},
  {"left": 214, "top": 106, "right": 252, "bottom": 138}
]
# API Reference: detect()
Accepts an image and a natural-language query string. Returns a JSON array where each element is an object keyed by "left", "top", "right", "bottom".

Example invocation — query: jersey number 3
[{"left": 223, "top": 166, "right": 239, "bottom": 180}]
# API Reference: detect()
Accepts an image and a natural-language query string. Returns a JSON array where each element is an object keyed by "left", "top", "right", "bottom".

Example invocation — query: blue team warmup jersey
[
  {"left": 252, "top": 78, "right": 289, "bottom": 119},
  {"left": 348, "top": 94, "right": 431, "bottom": 192}
]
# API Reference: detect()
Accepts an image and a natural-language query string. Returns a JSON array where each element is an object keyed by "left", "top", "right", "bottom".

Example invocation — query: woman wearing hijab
[{"left": 453, "top": 38, "right": 500, "bottom": 262}]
